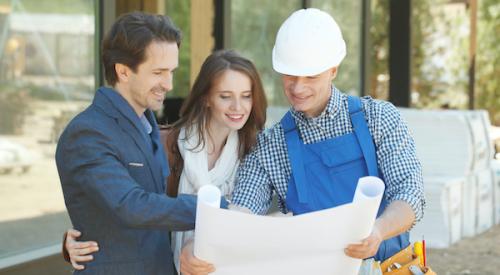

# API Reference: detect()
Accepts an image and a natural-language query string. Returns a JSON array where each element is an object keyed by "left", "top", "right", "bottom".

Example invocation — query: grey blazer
[{"left": 56, "top": 87, "right": 197, "bottom": 274}]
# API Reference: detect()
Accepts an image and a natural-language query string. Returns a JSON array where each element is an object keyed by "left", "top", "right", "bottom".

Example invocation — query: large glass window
[
  {"left": 310, "top": 0, "right": 362, "bottom": 96},
  {"left": 155, "top": 0, "right": 191, "bottom": 125},
  {"left": 370, "top": 0, "right": 499, "bottom": 127},
  {"left": 228, "top": 0, "right": 302, "bottom": 107},
  {"left": 165, "top": 0, "right": 191, "bottom": 98},
  {"left": 0, "top": 0, "right": 95, "bottom": 260},
  {"left": 228, "top": 1, "right": 364, "bottom": 126},
  {"left": 229, "top": 0, "right": 363, "bottom": 109}
]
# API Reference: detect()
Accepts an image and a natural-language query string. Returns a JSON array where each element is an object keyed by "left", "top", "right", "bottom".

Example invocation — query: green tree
[
  {"left": 230, "top": 0, "right": 365, "bottom": 105},
  {"left": 368, "top": 0, "right": 389, "bottom": 99},
  {"left": 311, "top": 0, "right": 362, "bottom": 95},
  {"left": 370, "top": 0, "right": 499, "bottom": 126},
  {"left": 230, "top": 0, "right": 301, "bottom": 106},
  {"left": 475, "top": 0, "right": 500, "bottom": 125},
  {"left": 369, "top": 0, "right": 440, "bottom": 105},
  {"left": 165, "top": 0, "right": 191, "bottom": 97}
]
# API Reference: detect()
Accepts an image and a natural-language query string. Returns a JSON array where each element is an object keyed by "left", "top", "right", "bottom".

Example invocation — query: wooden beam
[
  {"left": 142, "top": 0, "right": 160, "bottom": 14},
  {"left": 116, "top": 0, "right": 140, "bottom": 16},
  {"left": 115, "top": 0, "right": 161, "bottom": 16},
  {"left": 190, "top": 0, "right": 215, "bottom": 86}
]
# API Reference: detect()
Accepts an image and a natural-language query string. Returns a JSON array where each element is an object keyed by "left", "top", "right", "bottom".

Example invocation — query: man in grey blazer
[{"left": 56, "top": 12, "right": 213, "bottom": 274}]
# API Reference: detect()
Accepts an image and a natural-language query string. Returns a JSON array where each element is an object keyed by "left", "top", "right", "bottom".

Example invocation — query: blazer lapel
[
  {"left": 116, "top": 117, "right": 163, "bottom": 192},
  {"left": 145, "top": 109, "right": 169, "bottom": 190},
  {"left": 93, "top": 87, "right": 163, "bottom": 191}
]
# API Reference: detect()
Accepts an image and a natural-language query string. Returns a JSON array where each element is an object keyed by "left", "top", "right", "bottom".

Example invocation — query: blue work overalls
[{"left": 281, "top": 95, "right": 409, "bottom": 261}]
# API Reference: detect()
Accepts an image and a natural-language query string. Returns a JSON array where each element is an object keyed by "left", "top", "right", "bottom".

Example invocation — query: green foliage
[
  {"left": 229, "top": 0, "right": 365, "bottom": 105},
  {"left": 369, "top": 0, "right": 441, "bottom": 103},
  {"left": 409, "top": 0, "right": 444, "bottom": 109},
  {"left": 370, "top": 0, "right": 499, "bottom": 125},
  {"left": 311, "top": 0, "right": 362, "bottom": 95},
  {"left": 475, "top": 0, "right": 500, "bottom": 125},
  {"left": 165, "top": 0, "right": 191, "bottom": 98},
  {"left": 369, "top": 0, "right": 389, "bottom": 99},
  {"left": 230, "top": 0, "right": 301, "bottom": 106}
]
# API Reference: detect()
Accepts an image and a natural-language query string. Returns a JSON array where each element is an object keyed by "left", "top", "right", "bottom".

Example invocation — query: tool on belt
[{"left": 379, "top": 242, "right": 436, "bottom": 275}]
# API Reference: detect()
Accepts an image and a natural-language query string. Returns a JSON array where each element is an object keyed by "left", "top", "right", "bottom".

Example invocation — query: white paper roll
[
  {"left": 197, "top": 185, "right": 221, "bottom": 208},
  {"left": 353, "top": 176, "right": 385, "bottom": 203},
  {"left": 194, "top": 185, "right": 222, "bottom": 260}
]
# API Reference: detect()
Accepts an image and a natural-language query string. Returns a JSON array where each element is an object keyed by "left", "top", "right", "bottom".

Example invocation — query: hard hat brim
[{"left": 272, "top": 46, "right": 346, "bottom": 76}]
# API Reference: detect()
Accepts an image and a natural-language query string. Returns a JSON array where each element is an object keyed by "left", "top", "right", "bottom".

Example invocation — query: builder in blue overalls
[{"left": 180, "top": 8, "right": 425, "bottom": 274}]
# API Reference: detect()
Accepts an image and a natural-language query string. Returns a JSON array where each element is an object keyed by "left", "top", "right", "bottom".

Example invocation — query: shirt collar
[
  {"left": 140, "top": 114, "right": 153, "bottom": 134},
  {"left": 98, "top": 86, "right": 154, "bottom": 137}
]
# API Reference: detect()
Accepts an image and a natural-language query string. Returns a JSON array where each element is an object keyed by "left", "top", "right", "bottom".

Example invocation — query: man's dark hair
[{"left": 102, "top": 11, "right": 181, "bottom": 86}]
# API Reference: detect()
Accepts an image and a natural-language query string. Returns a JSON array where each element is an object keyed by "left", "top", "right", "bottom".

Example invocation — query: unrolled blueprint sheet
[{"left": 194, "top": 176, "right": 385, "bottom": 275}]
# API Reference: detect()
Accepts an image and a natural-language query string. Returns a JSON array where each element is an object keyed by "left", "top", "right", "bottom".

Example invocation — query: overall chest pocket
[
  {"left": 302, "top": 139, "right": 368, "bottom": 207},
  {"left": 309, "top": 136, "right": 366, "bottom": 174}
]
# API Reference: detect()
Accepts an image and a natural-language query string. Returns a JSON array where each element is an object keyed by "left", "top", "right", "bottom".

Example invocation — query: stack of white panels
[
  {"left": 475, "top": 168, "right": 494, "bottom": 234},
  {"left": 462, "top": 176, "right": 478, "bottom": 237},
  {"left": 398, "top": 109, "right": 474, "bottom": 177},
  {"left": 399, "top": 108, "right": 498, "bottom": 239},
  {"left": 493, "top": 160, "right": 500, "bottom": 225},
  {"left": 476, "top": 111, "right": 496, "bottom": 161},
  {"left": 461, "top": 110, "right": 494, "bottom": 171},
  {"left": 411, "top": 177, "right": 463, "bottom": 248},
  {"left": 460, "top": 111, "right": 495, "bottom": 234}
]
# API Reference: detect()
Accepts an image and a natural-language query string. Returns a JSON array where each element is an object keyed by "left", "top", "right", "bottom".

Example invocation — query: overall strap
[
  {"left": 347, "top": 96, "right": 379, "bottom": 177},
  {"left": 280, "top": 111, "right": 309, "bottom": 204}
]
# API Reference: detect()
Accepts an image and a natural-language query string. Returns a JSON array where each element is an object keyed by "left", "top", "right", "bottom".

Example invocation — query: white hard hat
[{"left": 272, "top": 8, "right": 346, "bottom": 76}]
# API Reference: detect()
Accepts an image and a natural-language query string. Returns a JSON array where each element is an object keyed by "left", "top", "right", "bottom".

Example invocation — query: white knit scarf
[{"left": 172, "top": 126, "right": 240, "bottom": 273}]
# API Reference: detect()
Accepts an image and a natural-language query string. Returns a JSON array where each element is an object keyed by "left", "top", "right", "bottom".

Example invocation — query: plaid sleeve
[
  {"left": 372, "top": 101, "right": 426, "bottom": 224},
  {"left": 231, "top": 137, "right": 274, "bottom": 215}
]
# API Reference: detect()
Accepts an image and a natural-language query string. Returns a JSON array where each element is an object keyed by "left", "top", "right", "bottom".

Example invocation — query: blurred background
[{"left": 0, "top": 0, "right": 498, "bottom": 274}]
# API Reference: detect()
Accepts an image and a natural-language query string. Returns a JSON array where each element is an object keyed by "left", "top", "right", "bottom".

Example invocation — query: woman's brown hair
[{"left": 166, "top": 50, "right": 267, "bottom": 196}]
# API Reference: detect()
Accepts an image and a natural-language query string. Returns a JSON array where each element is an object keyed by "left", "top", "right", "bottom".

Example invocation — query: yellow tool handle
[{"left": 413, "top": 241, "right": 424, "bottom": 266}]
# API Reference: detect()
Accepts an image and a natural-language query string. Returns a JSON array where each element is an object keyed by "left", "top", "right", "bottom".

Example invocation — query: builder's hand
[
  {"left": 64, "top": 229, "right": 99, "bottom": 270},
  {"left": 180, "top": 239, "right": 215, "bottom": 275},
  {"left": 344, "top": 226, "right": 383, "bottom": 259}
]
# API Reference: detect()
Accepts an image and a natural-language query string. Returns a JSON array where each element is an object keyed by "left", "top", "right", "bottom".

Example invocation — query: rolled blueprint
[
  {"left": 197, "top": 184, "right": 222, "bottom": 208},
  {"left": 194, "top": 185, "right": 222, "bottom": 259},
  {"left": 193, "top": 176, "right": 385, "bottom": 275},
  {"left": 353, "top": 176, "right": 386, "bottom": 240}
]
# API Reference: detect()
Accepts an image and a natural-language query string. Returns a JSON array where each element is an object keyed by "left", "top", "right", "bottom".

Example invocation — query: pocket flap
[{"left": 317, "top": 143, "right": 363, "bottom": 167}]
